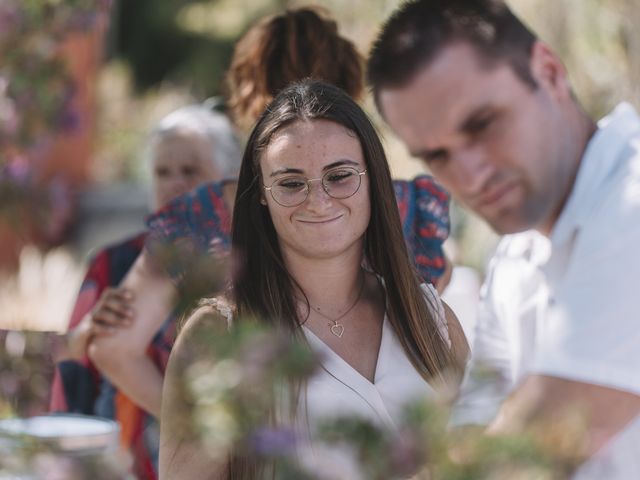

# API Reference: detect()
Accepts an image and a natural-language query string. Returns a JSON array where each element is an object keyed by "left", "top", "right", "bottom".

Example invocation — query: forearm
[
  {"left": 88, "top": 341, "right": 163, "bottom": 417},
  {"left": 488, "top": 375, "right": 640, "bottom": 456}
]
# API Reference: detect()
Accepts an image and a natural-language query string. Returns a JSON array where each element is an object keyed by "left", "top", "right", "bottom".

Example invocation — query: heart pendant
[{"left": 330, "top": 322, "right": 344, "bottom": 338}]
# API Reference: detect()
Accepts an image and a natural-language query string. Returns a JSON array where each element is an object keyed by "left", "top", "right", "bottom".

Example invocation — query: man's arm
[
  {"left": 489, "top": 375, "right": 640, "bottom": 455},
  {"left": 450, "top": 249, "right": 514, "bottom": 427}
]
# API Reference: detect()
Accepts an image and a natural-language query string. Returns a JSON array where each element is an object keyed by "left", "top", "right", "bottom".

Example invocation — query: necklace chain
[{"left": 310, "top": 272, "right": 365, "bottom": 338}]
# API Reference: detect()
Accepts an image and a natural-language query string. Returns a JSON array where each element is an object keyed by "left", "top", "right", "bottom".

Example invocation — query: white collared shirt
[{"left": 452, "top": 103, "right": 640, "bottom": 478}]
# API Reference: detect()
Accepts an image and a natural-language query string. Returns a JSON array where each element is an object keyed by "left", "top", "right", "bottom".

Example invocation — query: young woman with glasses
[{"left": 159, "top": 80, "right": 469, "bottom": 479}]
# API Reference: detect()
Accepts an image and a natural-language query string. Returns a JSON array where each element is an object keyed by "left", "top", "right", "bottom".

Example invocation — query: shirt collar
[{"left": 550, "top": 102, "right": 640, "bottom": 247}]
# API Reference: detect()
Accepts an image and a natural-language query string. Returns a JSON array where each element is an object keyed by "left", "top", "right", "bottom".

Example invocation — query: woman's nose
[{"left": 304, "top": 179, "right": 332, "bottom": 208}]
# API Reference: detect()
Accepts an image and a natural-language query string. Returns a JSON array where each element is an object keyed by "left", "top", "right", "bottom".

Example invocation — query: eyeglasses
[{"left": 263, "top": 166, "right": 367, "bottom": 207}]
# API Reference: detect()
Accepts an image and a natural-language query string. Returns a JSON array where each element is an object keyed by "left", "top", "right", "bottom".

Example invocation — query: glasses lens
[
  {"left": 272, "top": 176, "right": 308, "bottom": 206},
  {"left": 323, "top": 167, "right": 361, "bottom": 199}
]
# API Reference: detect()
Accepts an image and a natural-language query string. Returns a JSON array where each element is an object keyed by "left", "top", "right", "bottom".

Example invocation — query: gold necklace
[{"left": 311, "top": 273, "right": 365, "bottom": 338}]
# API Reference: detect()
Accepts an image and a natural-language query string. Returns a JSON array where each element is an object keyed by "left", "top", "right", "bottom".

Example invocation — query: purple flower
[
  {"left": 389, "top": 428, "right": 426, "bottom": 476},
  {"left": 248, "top": 426, "right": 299, "bottom": 457},
  {"left": 2, "top": 157, "right": 30, "bottom": 181},
  {"left": 0, "top": 1, "right": 22, "bottom": 42},
  {"left": 56, "top": 105, "right": 80, "bottom": 132}
]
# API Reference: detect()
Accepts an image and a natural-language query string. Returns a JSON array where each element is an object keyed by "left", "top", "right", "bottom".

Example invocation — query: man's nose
[{"left": 451, "top": 148, "right": 495, "bottom": 196}]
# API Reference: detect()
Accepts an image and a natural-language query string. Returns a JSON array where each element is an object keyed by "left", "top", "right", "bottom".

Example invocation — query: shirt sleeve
[
  {"left": 67, "top": 250, "right": 110, "bottom": 329},
  {"left": 145, "top": 181, "right": 232, "bottom": 279},
  {"left": 450, "top": 249, "right": 515, "bottom": 427},
  {"left": 394, "top": 175, "right": 450, "bottom": 286}
]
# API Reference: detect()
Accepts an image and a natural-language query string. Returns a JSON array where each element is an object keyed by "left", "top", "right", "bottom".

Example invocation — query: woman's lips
[{"left": 297, "top": 214, "right": 343, "bottom": 225}]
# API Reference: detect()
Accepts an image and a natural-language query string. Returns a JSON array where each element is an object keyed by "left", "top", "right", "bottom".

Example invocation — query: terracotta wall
[{"left": 39, "top": 10, "right": 109, "bottom": 187}]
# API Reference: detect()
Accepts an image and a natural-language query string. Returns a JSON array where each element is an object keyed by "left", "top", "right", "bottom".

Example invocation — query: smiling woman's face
[{"left": 259, "top": 118, "right": 370, "bottom": 262}]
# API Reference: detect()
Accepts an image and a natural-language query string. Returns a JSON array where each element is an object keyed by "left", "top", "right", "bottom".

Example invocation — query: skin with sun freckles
[{"left": 260, "top": 119, "right": 371, "bottom": 263}]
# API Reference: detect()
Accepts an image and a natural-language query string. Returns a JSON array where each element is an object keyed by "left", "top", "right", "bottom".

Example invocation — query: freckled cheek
[
  {"left": 352, "top": 193, "right": 371, "bottom": 239},
  {"left": 266, "top": 207, "right": 296, "bottom": 240}
]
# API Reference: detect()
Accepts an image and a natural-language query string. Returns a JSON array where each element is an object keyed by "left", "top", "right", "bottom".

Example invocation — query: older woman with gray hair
[{"left": 49, "top": 104, "right": 241, "bottom": 480}]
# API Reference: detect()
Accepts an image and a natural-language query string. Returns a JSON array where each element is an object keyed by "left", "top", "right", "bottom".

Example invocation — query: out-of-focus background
[{"left": 1, "top": 0, "right": 638, "bottom": 333}]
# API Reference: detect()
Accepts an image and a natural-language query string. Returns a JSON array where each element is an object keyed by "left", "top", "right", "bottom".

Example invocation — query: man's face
[{"left": 379, "top": 42, "right": 575, "bottom": 235}]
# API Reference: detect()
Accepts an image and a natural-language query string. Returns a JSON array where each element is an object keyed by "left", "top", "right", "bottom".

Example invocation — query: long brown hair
[{"left": 224, "top": 7, "right": 363, "bottom": 132}]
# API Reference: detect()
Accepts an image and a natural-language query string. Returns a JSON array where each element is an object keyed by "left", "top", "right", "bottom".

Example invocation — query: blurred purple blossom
[
  {"left": 248, "top": 426, "right": 299, "bottom": 457},
  {"left": 389, "top": 428, "right": 426, "bottom": 477},
  {"left": 0, "top": 159, "right": 76, "bottom": 245},
  {"left": 57, "top": 104, "right": 81, "bottom": 132},
  {"left": 0, "top": 2, "right": 22, "bottom": 44},
  {"left": 0, "top": 0, "right": 106, "bottom": 161},
  {"left": 1, "top": 157, "right": 30, "bottom": 181}
]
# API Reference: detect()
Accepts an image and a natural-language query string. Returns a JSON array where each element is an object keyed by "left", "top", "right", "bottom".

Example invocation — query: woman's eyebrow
[
  {"left": 269, "top": 167, "right": 304, "bottom": 177},
  {"left": 269, "top": 159, "right": 360, "bottom": 177},
  {"left": 322, "top": 159, "right": 359, "bottom": 171}
]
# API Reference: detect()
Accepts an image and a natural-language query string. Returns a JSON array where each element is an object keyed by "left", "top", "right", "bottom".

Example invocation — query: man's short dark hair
[{"left": 367, "top": 0, "right": 538, "bottom": 104}]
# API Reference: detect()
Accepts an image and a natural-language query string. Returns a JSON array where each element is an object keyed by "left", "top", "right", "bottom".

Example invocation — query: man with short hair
[{"left": 368, "top": 0, "right": 640, "bottom": 477}]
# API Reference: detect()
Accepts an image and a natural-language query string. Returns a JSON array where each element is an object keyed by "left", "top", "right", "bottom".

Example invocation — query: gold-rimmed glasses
[{"left": 263, "top": 166, "right": 367, "bottom": 207}]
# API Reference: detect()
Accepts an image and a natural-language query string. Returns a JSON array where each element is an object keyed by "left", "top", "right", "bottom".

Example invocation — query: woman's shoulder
[
  {"left": 185, "top": 296, "right": 235, "bottom": 330},
  {"left": 174, "top": 296, "right": 235, "bottom": 359},
  {"left": 194, "top": 296, "right": 235, "bottom": 326}
]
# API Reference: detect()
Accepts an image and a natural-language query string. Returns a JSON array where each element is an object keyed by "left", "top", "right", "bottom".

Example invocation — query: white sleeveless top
[
  {"left": 204, "top": 283, "right": 449, "bottom": 479},
  {"left": 295, "top": 283, "right": 449, "bottom": 478}
]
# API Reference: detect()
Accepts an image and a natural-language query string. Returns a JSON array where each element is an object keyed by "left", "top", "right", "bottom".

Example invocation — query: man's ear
[{"left": 529, "top": 41, "right": 571, "bottom": 101}]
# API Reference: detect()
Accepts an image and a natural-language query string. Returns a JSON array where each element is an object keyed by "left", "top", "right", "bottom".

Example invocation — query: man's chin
[{"left": 485, "top": 214, "right": 534, "bottom": 236}]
